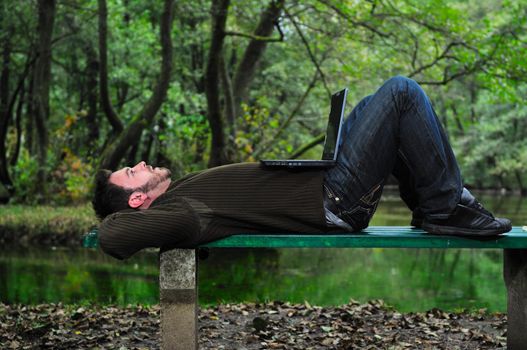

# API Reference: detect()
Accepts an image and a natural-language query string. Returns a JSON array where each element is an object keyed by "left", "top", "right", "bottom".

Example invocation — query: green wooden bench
[{"left": 83, "top": 226, "right": 527, "bottom": 350}]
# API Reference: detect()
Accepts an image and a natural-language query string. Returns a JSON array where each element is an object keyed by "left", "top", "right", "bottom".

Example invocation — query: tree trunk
[
  {"left": 5, "top": 47, "right": 37, "bottom": 168},
  {"left": 99, "top": 0, "right": 175, "bottom": 170},
  {"left": 515, "top": 170, "right": 526, "bottom": 195},
  {"left": 126, "top": 137, "right": 140, "bottom": 165},
  {"left": 141, "top": 129, "right": 155, "bottom": 162},
  {"left": 85, "top": 44, "right": 100, "bottom": 155},
  {"left": 220, "top": 54, "right": 236, "bottom": 162},
  {"left": 32, "top": 0, "right": 56, "bottom": 199},
  {"left": 193, "top": 108, "right": 208, "bottom": 165},
  {"left": 98, "top": 0, "right": 123, "bottom": 136},
  {"left": 204, "top": 0, "right": 284, "bottom": 166},
  {"left": 25, "top": 70, "right": 35, "bottom": 154},
  {"left": 450, "top": 104, "right": 464, "bottom": 135},
  {"left": 204, "top": 0, "right": 230, "bottom": 167},
  {"left": 184, "top": 14, "right": 206, "bottom": 93},
  {"left": 0, "top": 27, "right": 13, "bottom": 197},
  {"left": 10, "top": 84, "right": 24, "bottom": 166},
  {"left": 155, "top": 115, "right": 171, "bottom": 170},
  {"left": 116, "top": 81, "right": 129, "bottom": 113}
]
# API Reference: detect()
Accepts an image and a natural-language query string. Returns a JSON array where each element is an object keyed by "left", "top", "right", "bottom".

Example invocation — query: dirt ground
[{"left": 0, "top": 301, "right": 506, "bottom": 349}]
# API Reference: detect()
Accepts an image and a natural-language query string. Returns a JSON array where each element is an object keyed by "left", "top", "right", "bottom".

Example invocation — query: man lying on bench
[{"left": 92, "top": 76, "right": 512, "bottom": 260}]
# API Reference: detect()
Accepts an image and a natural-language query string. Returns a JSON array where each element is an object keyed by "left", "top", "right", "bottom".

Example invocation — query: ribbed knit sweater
[{"left": 99, "top": 163, "right": 333, "bottom": 260}]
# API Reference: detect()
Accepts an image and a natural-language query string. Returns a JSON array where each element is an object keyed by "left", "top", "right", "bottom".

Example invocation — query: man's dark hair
[{"left": 92, "top": 169, "right": 135, "bottom": 220}]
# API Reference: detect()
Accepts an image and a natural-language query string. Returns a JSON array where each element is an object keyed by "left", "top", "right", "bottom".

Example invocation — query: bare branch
[
  {"left": 290, "top": 133, "right": 325, "bottom": 159},
  {"left": 250, "top": 68, "right": 321, "bottom": 159},
  {"left": 232, "top": 0, "right": 285, "bottom": 115},
  {"left": 284, "top": 7, "right": 332, "bottom": 99},
  {"left": 408, "top": 41, "right": 475, "bottom": 78},
  {"left": 416, "top": 29, "right": 513, "bottom": 85},
  {"left": 317, "top": 0, "right": 392, "bottom": 38},
  {"left": 100, "top": 0, "right": 175, "bottom": 169},
  {"left": 379, "top": 0, "right": 450, "bottom": 35},
  {"left": 204, "top": 0, "right": 230, "bottom": 167},
  {"left": 224, "top": 21, "right": 284, "bottom": 42},
  {"left": 98, "top": 0, "right": 123, "bottom": 134}
]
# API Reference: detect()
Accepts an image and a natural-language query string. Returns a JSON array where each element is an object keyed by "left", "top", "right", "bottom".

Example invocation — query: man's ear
[{"left": 128, "top": 191, "right": 148, "bottom": 208}]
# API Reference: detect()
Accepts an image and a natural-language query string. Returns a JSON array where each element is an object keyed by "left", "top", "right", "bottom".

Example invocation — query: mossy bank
[{"left": 0, "top": 204, "right": 97, "bottom": 246}]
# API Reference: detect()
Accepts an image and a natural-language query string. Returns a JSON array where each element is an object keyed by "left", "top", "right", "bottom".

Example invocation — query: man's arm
[{"left": 98, "top": 204, "right": 200, "bottom": 260}]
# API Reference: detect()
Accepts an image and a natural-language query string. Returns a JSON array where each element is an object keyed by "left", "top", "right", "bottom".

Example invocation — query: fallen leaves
[
  {"left": 0, "top": 303, "right": 159, "bottom": 349},
  {"left": 198, "top": 301, "right": 507, "bottom": 349},
  {"left": 0, "top": 301, "right": 507, "bottom": 349}
]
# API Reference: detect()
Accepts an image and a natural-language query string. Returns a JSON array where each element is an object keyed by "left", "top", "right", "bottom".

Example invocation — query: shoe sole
[{"left": 422, "top": 223, "right": 512, "bottom": 237}]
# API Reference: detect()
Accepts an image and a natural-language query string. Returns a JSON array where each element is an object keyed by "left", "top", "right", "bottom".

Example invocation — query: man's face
[{"left": 109, "top": 161, "right": 171, "bottom": 192}]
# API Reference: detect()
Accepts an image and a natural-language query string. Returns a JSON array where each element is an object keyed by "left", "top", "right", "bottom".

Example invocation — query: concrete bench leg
[
  {"left": 504, "top": 248, "right": 527, "bottom": 350},
  {"left": 159, "top": 249, "right": 198, "bottom": 350}
]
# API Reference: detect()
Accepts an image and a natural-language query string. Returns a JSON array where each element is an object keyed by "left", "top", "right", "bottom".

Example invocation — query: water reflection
[
  {"left": 0, "top": 248, "right": 159, "bottom": 305},
  {"left": 0, "top": 192, "right": 524, "bottom": 312}
]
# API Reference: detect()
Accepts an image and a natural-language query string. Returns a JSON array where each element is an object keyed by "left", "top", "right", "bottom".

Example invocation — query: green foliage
[
  {"left": 53, "top": 149, "right": 95, "bottom": 204},
  {"left": 455, "top": 87, "right": 527, "bottom": 190},
  {"left": 10, "top": 150, "right": 40, "bottom": 204},
  {"left": 10, "top": 112, "right": 96, "bottom": 204}
]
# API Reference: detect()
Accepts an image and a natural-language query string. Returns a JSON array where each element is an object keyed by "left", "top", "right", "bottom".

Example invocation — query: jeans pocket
[
  {"left": 340, "top": 205, "right": 374, "bottom": 230},
  {"left": 339, "top": 181, "right": 383, "bottom": 230}
]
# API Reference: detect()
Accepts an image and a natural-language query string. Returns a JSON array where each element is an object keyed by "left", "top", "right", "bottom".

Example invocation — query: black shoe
[
  {"left": 422, "top": 188, "right": 512, "bottom": 237},
  {"left": 411, "top": 208, "right": 424, "bottom": 228}
]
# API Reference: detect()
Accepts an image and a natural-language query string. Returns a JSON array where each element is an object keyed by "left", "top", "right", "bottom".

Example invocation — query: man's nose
[{"left": 133, "top": 161, "right": 146, "bottom": 170}]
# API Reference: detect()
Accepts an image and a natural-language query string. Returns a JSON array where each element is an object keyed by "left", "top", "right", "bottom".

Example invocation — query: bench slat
[
  {"left": 204, "top": 226, "right": 527, "bottom": 249},
  {"left": 83, "top": 227, "right": 527, "bottom": 249}
]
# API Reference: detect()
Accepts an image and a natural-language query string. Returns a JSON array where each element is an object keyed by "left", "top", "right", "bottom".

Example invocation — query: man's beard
[{"left": 138, "top": 167, "right": 171, "bottom": 193}]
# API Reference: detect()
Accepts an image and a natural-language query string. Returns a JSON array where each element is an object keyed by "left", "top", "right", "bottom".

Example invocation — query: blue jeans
[{"left": 324, "top": 76, "right": 462, "bottom": 230}]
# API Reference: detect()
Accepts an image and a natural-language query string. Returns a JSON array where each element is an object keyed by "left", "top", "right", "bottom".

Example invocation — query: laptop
[{"left": 260, "top": 88, "right": 348, "bottom": 168}]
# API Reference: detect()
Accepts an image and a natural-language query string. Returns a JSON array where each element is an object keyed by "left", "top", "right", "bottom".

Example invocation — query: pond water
[{"left": 1, "top": 192, "right": 526, "bottom": 312}]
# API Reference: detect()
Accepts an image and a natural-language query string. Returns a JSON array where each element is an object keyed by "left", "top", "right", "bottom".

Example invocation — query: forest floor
[{"left": 1, "top": 300, "right": 506, "bottom": 349}]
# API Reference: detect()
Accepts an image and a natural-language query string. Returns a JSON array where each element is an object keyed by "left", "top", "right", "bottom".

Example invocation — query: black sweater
[{"left": 99, "top": 163, "right": 332, "bottom": 259}]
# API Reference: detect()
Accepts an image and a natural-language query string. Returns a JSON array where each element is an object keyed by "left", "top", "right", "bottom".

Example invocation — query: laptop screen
[{"left": 322, "top": 89, "right": 348, "bottom": 160}]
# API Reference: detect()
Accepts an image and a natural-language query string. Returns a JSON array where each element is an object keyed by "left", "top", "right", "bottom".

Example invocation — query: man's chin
[
  {"left": 156, "top": 167, "right": 171, "bottom": 180},
  {"left": 153, "top": 166, "right": 166, "bottom": 172}
]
